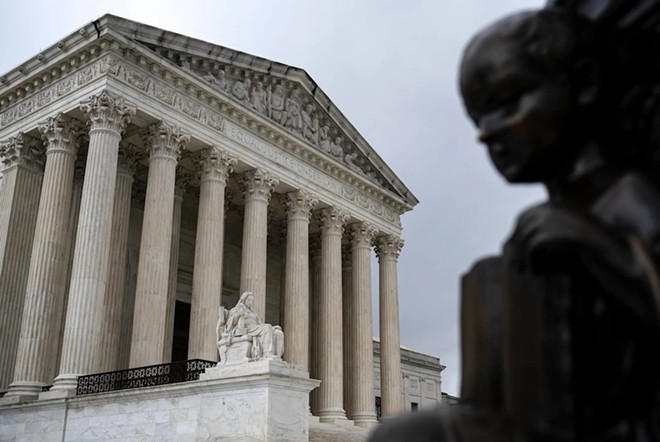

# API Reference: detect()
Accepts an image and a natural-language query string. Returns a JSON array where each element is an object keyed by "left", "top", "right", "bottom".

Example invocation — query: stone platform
[{"left": 0, "top": 359, "right": 322, "bottom": 441}]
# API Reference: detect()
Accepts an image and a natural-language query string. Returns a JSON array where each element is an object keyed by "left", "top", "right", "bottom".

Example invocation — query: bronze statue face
[{"left": 459, "top": 14, "right": 580, "bottom": 183}]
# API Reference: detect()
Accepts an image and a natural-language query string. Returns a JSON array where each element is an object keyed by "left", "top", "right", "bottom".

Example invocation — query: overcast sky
[{"left": 1, "top": 0, "right": 547, "bottom": 396}]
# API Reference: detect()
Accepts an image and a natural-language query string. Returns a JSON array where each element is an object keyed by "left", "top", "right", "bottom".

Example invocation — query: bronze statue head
[{"left": 459, "top": 9, "right": 599, "bottom": 184}]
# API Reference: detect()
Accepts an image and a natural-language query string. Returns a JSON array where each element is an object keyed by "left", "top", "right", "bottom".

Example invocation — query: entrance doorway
[{"left": 171, "top": 301, "right": 190, "bottom": 361}]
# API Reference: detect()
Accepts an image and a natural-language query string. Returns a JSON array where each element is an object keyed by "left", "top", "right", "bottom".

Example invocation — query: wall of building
[{"left": 373, "top": 339, "right": 445, "bottom": 414}]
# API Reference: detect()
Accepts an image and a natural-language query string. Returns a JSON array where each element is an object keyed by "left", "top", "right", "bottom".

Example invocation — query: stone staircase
[{"left": 309, "top": 419, "right": 372, "bottom": 442}]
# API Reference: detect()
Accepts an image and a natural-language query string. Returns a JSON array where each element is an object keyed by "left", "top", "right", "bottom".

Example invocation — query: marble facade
[{"left": 0, "top": 13, "right": 418, "bottom": 428}]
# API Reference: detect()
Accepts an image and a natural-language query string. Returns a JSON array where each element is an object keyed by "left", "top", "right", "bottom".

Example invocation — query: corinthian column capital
[
  {"left": 117, "top": 143, "right": 141, "bottom": 177},
  {"left": 142, "top": 121, "right": 190, "bottom": 161},
  {"left": 349, "top": 221, "right": 377, "bottom": 249},
  {"left": 79, "top": 90, "right": 136, "bottom": 134},
  {"left": 285, "top": 190, "right": 318, "bottom": 222},
  {"left": 318, "top": 206, "right": 350, "bottom": 236},
  {"left": 375, "top": 234, "right": 404, "bottom": 262},
  {"left": 193, "top": 146, "right": 237, "bottom": 184},
  {"left": 175, "top": 168, "right": 194, "bottom": 197},
  {"left": 239, "top": 168, "right": 279, "bottom": 203},
  {"left": 38, "top": 112, "right": 85, "bottom": 157},
  {"left": 0, "top": 132, "right": 45, "bottom": 171}
]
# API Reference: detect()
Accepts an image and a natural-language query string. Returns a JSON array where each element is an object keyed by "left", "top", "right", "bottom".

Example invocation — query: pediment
[
  {"left": 102, "top": 15, "right": 417, "bottom": 207},
  {"left": 0, "top": 14, "right": 418, "bottom": 211}
]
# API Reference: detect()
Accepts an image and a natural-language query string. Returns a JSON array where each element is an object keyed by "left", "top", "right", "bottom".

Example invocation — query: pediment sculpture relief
[{"left": 155, "top": 47, "right": 388, "bottom": 186}]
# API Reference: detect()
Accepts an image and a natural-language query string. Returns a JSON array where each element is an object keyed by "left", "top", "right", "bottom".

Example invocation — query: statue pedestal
[
  {"left": 0, "top": 359, "right": 319, "bottom": 441},
  {"left": 199, "top": 359, "right": 320, "bottom": 441}
]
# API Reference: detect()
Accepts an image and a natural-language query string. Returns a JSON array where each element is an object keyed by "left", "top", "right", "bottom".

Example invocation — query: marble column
[
  {"left": 341, "top": 244, "right": 353, "bottom": 419},
  {"left": 130, "top": 121, "right": 189, "bottom": 368},
  {"left": 375, "top": 234, "right": 405, "bottom": 417},
  {"left": 282, "top": 190, "right": 317, "bottom": 370},
  {"left": 118, "top": 181, "right": 146, "bottom": 369},
  {"left": 0, "top": 134, "right": 44, "bottom": 392},
  {"left": 6, "top": 114, "right": 83, "bottom": 400},
  {"left": 349, "top": 222, "right": 378, "bottom": 426},
  {"left": 239, "top": 168, "right": 278, "bottom": 320},
  {"left": 163, "top": 169, "right": 192, "bottom": 362},
  {"left": 96, "top": 144, "right": 139, "bottom": 372},
  {"left": 317, "top": 207, "right": 350, "bottom": 422},
  {"left": 309, "top": 233, "right": 322, "bottom": 415},
  {"left": 55, "top": 152, "right": 86, "bottom": 374},
  {"left": 52, "top": 92, "right": 136, "bottom": 393},
  {"left": 188, "top": 147, "right": 236, "bottom": 361}
]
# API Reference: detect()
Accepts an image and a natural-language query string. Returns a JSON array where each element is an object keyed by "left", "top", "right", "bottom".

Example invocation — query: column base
[
  {"left": 0, "top": 381, "right": 47, "bottom": 404},
  {"left": 318, "top": 407, "right": 351, "bottom": 425},
  {"left": 351, "top": 412, "right": 379, "bottom": 428},
  {"left": 39, "top": 374, "right": 78, "bottom": 400}
]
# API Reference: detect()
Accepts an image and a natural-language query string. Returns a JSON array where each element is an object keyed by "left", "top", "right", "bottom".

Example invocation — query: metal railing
[{"left": 76, "top": 359, "right": 215, "bottom": 396}]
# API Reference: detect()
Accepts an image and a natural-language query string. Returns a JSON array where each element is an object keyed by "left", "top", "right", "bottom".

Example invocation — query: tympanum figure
[{"left": 370, "top": 3, "right": 660, "bottom": 442}]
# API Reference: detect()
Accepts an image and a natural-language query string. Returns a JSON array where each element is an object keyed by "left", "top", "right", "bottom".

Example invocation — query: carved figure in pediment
[
  {"left": 204, "top": 69, "right": 229, "bottom": 91},
  {"left": 231, "top": 78, "right": 251, "bottom": 104},
  {"left": 302, "top": 104, "right": 319, "bottom": 144},
  {"left": 268, "top": 84, "right": 286, "bottom": 124},
  {"left": 252, "top": 81, "right": 268, "bottom": 115},
  {"left": 216, "top": 291, "right": 284, "bottom": 365},
  {"left": 329, "top": 136, "right": 344, "bottom": 158},
  {"left": 319, "top": 125, "right": 332, "bottom": 153},
  {"left": 283, "top": 90, "right": 303, "bottom": 133},
  {"left": 344, "top": 152, "right": 363, "bottom": 173}
]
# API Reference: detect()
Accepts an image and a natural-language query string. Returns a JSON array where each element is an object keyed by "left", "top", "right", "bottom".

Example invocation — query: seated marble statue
[{"left": 216, "top": 291, "right": 284, "bottom": 365}]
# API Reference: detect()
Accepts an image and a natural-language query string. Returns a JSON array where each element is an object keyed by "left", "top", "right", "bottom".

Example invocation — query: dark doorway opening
[{"left": 171, "top": 301, "right": 190, "bottom": 362}]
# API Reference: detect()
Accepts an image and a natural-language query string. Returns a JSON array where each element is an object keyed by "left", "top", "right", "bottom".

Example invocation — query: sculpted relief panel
[{"left": 152, "top": 45, "right": 391, "bottom": 189}]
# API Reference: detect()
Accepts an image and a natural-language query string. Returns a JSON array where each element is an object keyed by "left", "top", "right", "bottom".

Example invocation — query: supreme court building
[{"left": 0, "top": 14, "right": 420, "bottom": 427}]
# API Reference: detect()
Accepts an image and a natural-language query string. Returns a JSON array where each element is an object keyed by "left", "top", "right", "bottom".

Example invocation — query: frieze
[
  {"left": 36, "top": 90, "right": 52, "bottom": 107},
  {"left": 154, "top": 83, "right": 176, "bottom": 106},
  {"left": 56, "top": 77, "right": 74, "bottom": 96},
  {"left": 126, "top": 70, "right": 150, "bottom": 92},
  {"left": 224, "top": 122, "right": 400, "bottom": 226},
  {"left": 77, "top": 65, "right": 97, "bottom": 86},
  {"left": 0, "top": 56, "right": 111, "bottom": 130},
  {"left": 204, "top": 109, "right": 225, "bottom": 131}
]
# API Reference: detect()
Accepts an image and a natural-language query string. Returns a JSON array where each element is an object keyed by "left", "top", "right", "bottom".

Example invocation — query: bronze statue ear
[{"left": 575, "top": 57, "right": 601, "bottom": 105}]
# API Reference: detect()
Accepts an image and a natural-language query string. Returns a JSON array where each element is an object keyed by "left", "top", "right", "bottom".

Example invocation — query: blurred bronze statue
[{"left": 370, "top": 1, "right": 660, "bottom": 441}]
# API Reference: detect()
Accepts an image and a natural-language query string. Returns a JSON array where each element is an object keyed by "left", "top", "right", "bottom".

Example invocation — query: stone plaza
[{"left": 0, "top": 14, "right": 441, "bottom": 440}]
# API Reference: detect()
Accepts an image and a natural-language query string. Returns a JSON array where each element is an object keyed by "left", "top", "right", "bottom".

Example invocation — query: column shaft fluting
[
  {"left": 96, "top": 146, "right": 138, "bottom": 372},
  {"left": 317, "top": 207, "right": 349, "bottom": 421},
  {"left": 163, "top": 174, "right": 188, "bottom": 363},
  {"left": 56, "top": 157, "right": 85, "bottom": 375},
  {"left": 342, "top": 244, "right": 354, "bottom": 419},
  {"left": 239, "top": 168, "right": 278, "bottom": 319},
  {"left": 8, "top": 114, "right": 82, "bottom": 398},
  {"left": 55, "top": 93, "right": 136, "bottom": 390},
  {"left": 130, "top": 122, "right": 188, "bottom": 367},
  {"left": 349, "top": 222, "right": 378, "bottom": 426},
  {"left": 309, "top": 234, "right": 322, "bottom": 415},
  {"left": 118, "top": 186, "right": 145, "bottom": 369},
  {"left": 0, "top": 134, "right": 43, "bottom": 391},
  {"left": 188, "top": 147, "right": 235, "bottom": 361},
  {"left": 376, "top": 235, "right": 405, "bottom": 417},
  {"left": 283, "top": 190, "right": 317, "bottom": 369}
]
